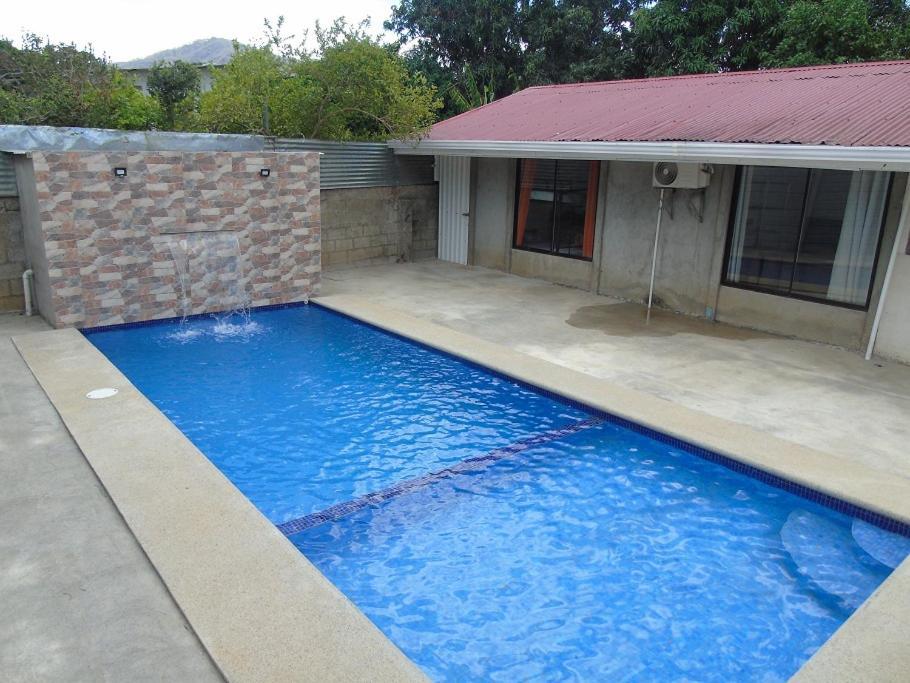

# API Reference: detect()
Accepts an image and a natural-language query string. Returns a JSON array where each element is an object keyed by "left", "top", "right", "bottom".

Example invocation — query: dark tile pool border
[
  {"left": 81, "top": 299, "right": 910, "bottom": 539},
  {"left": 79, "top": 299, "right": 312, "bottom": 335}
]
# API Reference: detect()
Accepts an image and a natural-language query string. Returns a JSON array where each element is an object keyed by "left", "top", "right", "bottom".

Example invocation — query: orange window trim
[
  {"left": 515, "top": 159, "right": 537, "bottom": 247},
  {"left": 583, "top": 161, "right": 600, "bottom": 259}
]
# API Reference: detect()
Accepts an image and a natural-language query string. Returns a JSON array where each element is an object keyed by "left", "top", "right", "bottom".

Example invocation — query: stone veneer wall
[
  {"left": 0, "top": 197, "right": 25, "bottom": 310},
  {"left": 321, "top": 184, "right": 437, "bottom": 267},
  {"left": 26, "top": 151, "right": 320, "bottom": 328}
]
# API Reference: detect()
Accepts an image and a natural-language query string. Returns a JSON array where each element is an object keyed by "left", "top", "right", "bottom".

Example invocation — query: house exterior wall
[
  {"left": 715, "top": 286, "right": 868, "bottom": 347},
  {"left": 598, "top": 161, "right": 735, "bottom": 316},
  {"left": 875, "top": 252, "right": 910, "bottom": 362},
  {"left": 468, "top": 156, "right": 909, "bottom": 355},
  {"left": 510, "top": 249, "right": 595, "bottom": 290},
  {"left": 20, "top": 151, "right": 320, "bottom": 328},
  {"left": 471, "top": 157, "right": 729, "bottom": 306},
  {"left": 321, "top": 184, "right": 437, "bottom": 267},
  {"left": 472, "top": 157, "right": 512, "bottom": 270}
]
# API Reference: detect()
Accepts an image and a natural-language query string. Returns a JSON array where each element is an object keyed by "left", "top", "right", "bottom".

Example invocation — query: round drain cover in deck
[{"left": 86, "top": 387, "right": 119, "bottom": 399}]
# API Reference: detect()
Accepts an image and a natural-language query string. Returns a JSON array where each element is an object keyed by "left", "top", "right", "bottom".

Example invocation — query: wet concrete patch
[{"left": 567, "top": 303, "right": 774, "bottom": 340}]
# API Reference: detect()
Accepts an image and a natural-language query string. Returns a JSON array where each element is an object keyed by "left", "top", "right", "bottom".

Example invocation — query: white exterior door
[{"left": 436, "top": 155, "right": 471, "bottom": 264}]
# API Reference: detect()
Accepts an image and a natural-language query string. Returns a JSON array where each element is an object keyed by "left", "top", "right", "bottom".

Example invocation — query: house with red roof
[{"left": 391, "top": 61, "right": 910, "bottom": 363}]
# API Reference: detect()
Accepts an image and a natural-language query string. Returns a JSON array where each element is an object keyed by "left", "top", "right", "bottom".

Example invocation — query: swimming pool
[{"left": 85, "top": 304, "right": 910, "bottom": 681}]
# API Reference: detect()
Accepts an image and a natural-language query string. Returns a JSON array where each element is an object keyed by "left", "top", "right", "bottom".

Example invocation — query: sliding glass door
[{"left": 724, "top": 167, "right": 890, "bottom": 308}]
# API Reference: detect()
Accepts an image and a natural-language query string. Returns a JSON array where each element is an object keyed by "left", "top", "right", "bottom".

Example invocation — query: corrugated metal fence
[
  {"left": 0, "top": 153, "right": 17, "bottom": 197},
  {"left": 269, "top": 138, "right": 434, "bottom": 189},
  {"left": 0, "top": 138, "right": 435, "bottom": 196}
]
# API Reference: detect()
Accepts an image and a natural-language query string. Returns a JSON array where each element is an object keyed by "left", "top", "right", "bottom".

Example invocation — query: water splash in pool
[
  {"left": 163, "top": 312, "right": 265, "bottom": 344},
  {"left": 166, "top": 327, "right": 204, "bottom": 343},
  {"left": 212, "top": 314, "right": 264, "bottom": 340}
]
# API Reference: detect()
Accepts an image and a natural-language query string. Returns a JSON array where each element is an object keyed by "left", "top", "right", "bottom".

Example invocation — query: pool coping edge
[{"left": 11, "top": 326, "right": 427, "bottom": 683}]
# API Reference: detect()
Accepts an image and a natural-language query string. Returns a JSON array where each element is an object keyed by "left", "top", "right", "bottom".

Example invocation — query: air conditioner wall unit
[{"left": 652, "top": 162, "right": 711, "bottom": 189}]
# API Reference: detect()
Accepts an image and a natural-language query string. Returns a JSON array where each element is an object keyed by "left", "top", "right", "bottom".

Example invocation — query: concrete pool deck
[
  {"left": 5, "top": 265, "right": 910, "bottom": 680},
  {"left": 0, "top": 314, "right": 222, "bottom": 681}
]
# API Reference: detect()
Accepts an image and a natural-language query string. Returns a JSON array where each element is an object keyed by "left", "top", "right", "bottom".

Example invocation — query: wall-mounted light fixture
[
  {"left": 113, "top": 167, "right": 127, "bottom": 177},
  {"left": 259, "top": 168, "right": 271, "bottom": 177}
]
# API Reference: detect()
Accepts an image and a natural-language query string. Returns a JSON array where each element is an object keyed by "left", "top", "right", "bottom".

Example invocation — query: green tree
[
  {"left": 401, "top": 44, "right": 497, "bottom": 117},
  {"left": 0, "top": 34, "right": 160, "bottom": 130},
  {"left": 277, "top": 21, "right": 440, "bottom": 139},
  {"left": 387, "top": 1, "right": 642, "bottom": 116},
  {"left": 199, "top": 19, "right": 440, "bottom": 140},
  {"left": 86, "top": 70, "right": 162, "bottom": 129},
  {"left": 770, "top": 0, "right": 910, "bottom": 66},
  {"left": 387, "top": 0, "right": 525, "bottom": 112},
  {"left": 392, "top": 0, "right": 910, "bottom": 106},
  {"left": 625, "top": 0, "right": 910, "bottom": 77},
  {"left": 147, "top": 60, "right": 200, "bottom": 129},
  {"left": 198, "top": 46, "right": 287, "bottom": 134},
  {"left": 521, "top": 0, "right": 639, "bottom": 84},
  {"left": 0, "top": 34, "right": 113, "bottom": 126},
  {"left": 626, "top": 1, "right": 784, "bottom": 77}
]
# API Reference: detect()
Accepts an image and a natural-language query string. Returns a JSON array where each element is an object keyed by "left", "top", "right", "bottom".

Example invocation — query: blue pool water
[{"left": 86, "top": 305, "right": 910, "bottom": 681}]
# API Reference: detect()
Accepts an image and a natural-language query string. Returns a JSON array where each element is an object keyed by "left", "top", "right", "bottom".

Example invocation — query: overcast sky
[{"left": 4, "top": 0, "right": 398, "bottom": 62}]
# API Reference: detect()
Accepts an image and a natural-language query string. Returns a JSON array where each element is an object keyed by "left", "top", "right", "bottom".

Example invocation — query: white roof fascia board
[{"left": 388, "top": 139, "right": 910, "bottom": 171}]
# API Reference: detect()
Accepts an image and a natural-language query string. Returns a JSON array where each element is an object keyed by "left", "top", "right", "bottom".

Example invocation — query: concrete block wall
[
  {"left": 322, "top": 184, "right": 437, "bottom": 267},
  {"left": 21, "top": 151, "right": 320, "bottom": 328},
  {"left": 0, "top": 197, "right": 25, "bottom": 310}
]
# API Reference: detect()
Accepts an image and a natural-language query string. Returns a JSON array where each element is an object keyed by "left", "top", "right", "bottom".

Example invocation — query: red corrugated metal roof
[{"left": 427, "top": 61, "right": 910, "bottom": 147}]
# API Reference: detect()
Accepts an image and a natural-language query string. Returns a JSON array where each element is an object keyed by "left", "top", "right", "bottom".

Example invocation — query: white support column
[{"left": 865, "top": 181, "right": 910, "bottom": 360}]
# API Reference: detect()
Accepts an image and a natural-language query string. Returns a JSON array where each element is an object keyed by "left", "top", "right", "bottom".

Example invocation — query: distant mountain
[{"left": 117, "top": 37, "right": 237, "bottom": 69}]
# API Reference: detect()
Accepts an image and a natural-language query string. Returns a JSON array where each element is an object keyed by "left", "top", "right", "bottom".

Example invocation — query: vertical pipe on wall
[
  {"left": 865, "top": 182, "right": 910, "bottom": 360},
  {"left": 22, "top": 269, "right": 33, "bottom": 316},
  {"left": 647, "top": 188, "right": 665, "bottom": 319}
]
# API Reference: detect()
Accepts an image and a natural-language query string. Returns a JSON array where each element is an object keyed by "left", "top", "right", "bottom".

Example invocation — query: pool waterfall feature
[
  {"left": 83, "top": 304, "right": 910, "bottom": 682},
  {"left": 165, "top": 232, "right": 263, "bottom": 337}
]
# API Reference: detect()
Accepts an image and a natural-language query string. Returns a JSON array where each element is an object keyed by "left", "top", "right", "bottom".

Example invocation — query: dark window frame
[
  {"left": 511, "top": 159, "right": 597, "bottom": 262},
  {"left": 721, "top": 166, "right": 893, "bottom": 311}
]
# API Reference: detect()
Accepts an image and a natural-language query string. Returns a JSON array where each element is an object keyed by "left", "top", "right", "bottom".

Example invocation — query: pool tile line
[
  {"left": 277, "top": 416, "right": 606, "bottom": 536},
  {"left": 312, "top": 303, "right": 910, "bottom": 539}
]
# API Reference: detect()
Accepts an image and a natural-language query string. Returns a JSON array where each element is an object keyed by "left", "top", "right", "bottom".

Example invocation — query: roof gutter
[{"left": 388, "top": 139, "right": 910, "bottom": 171}]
